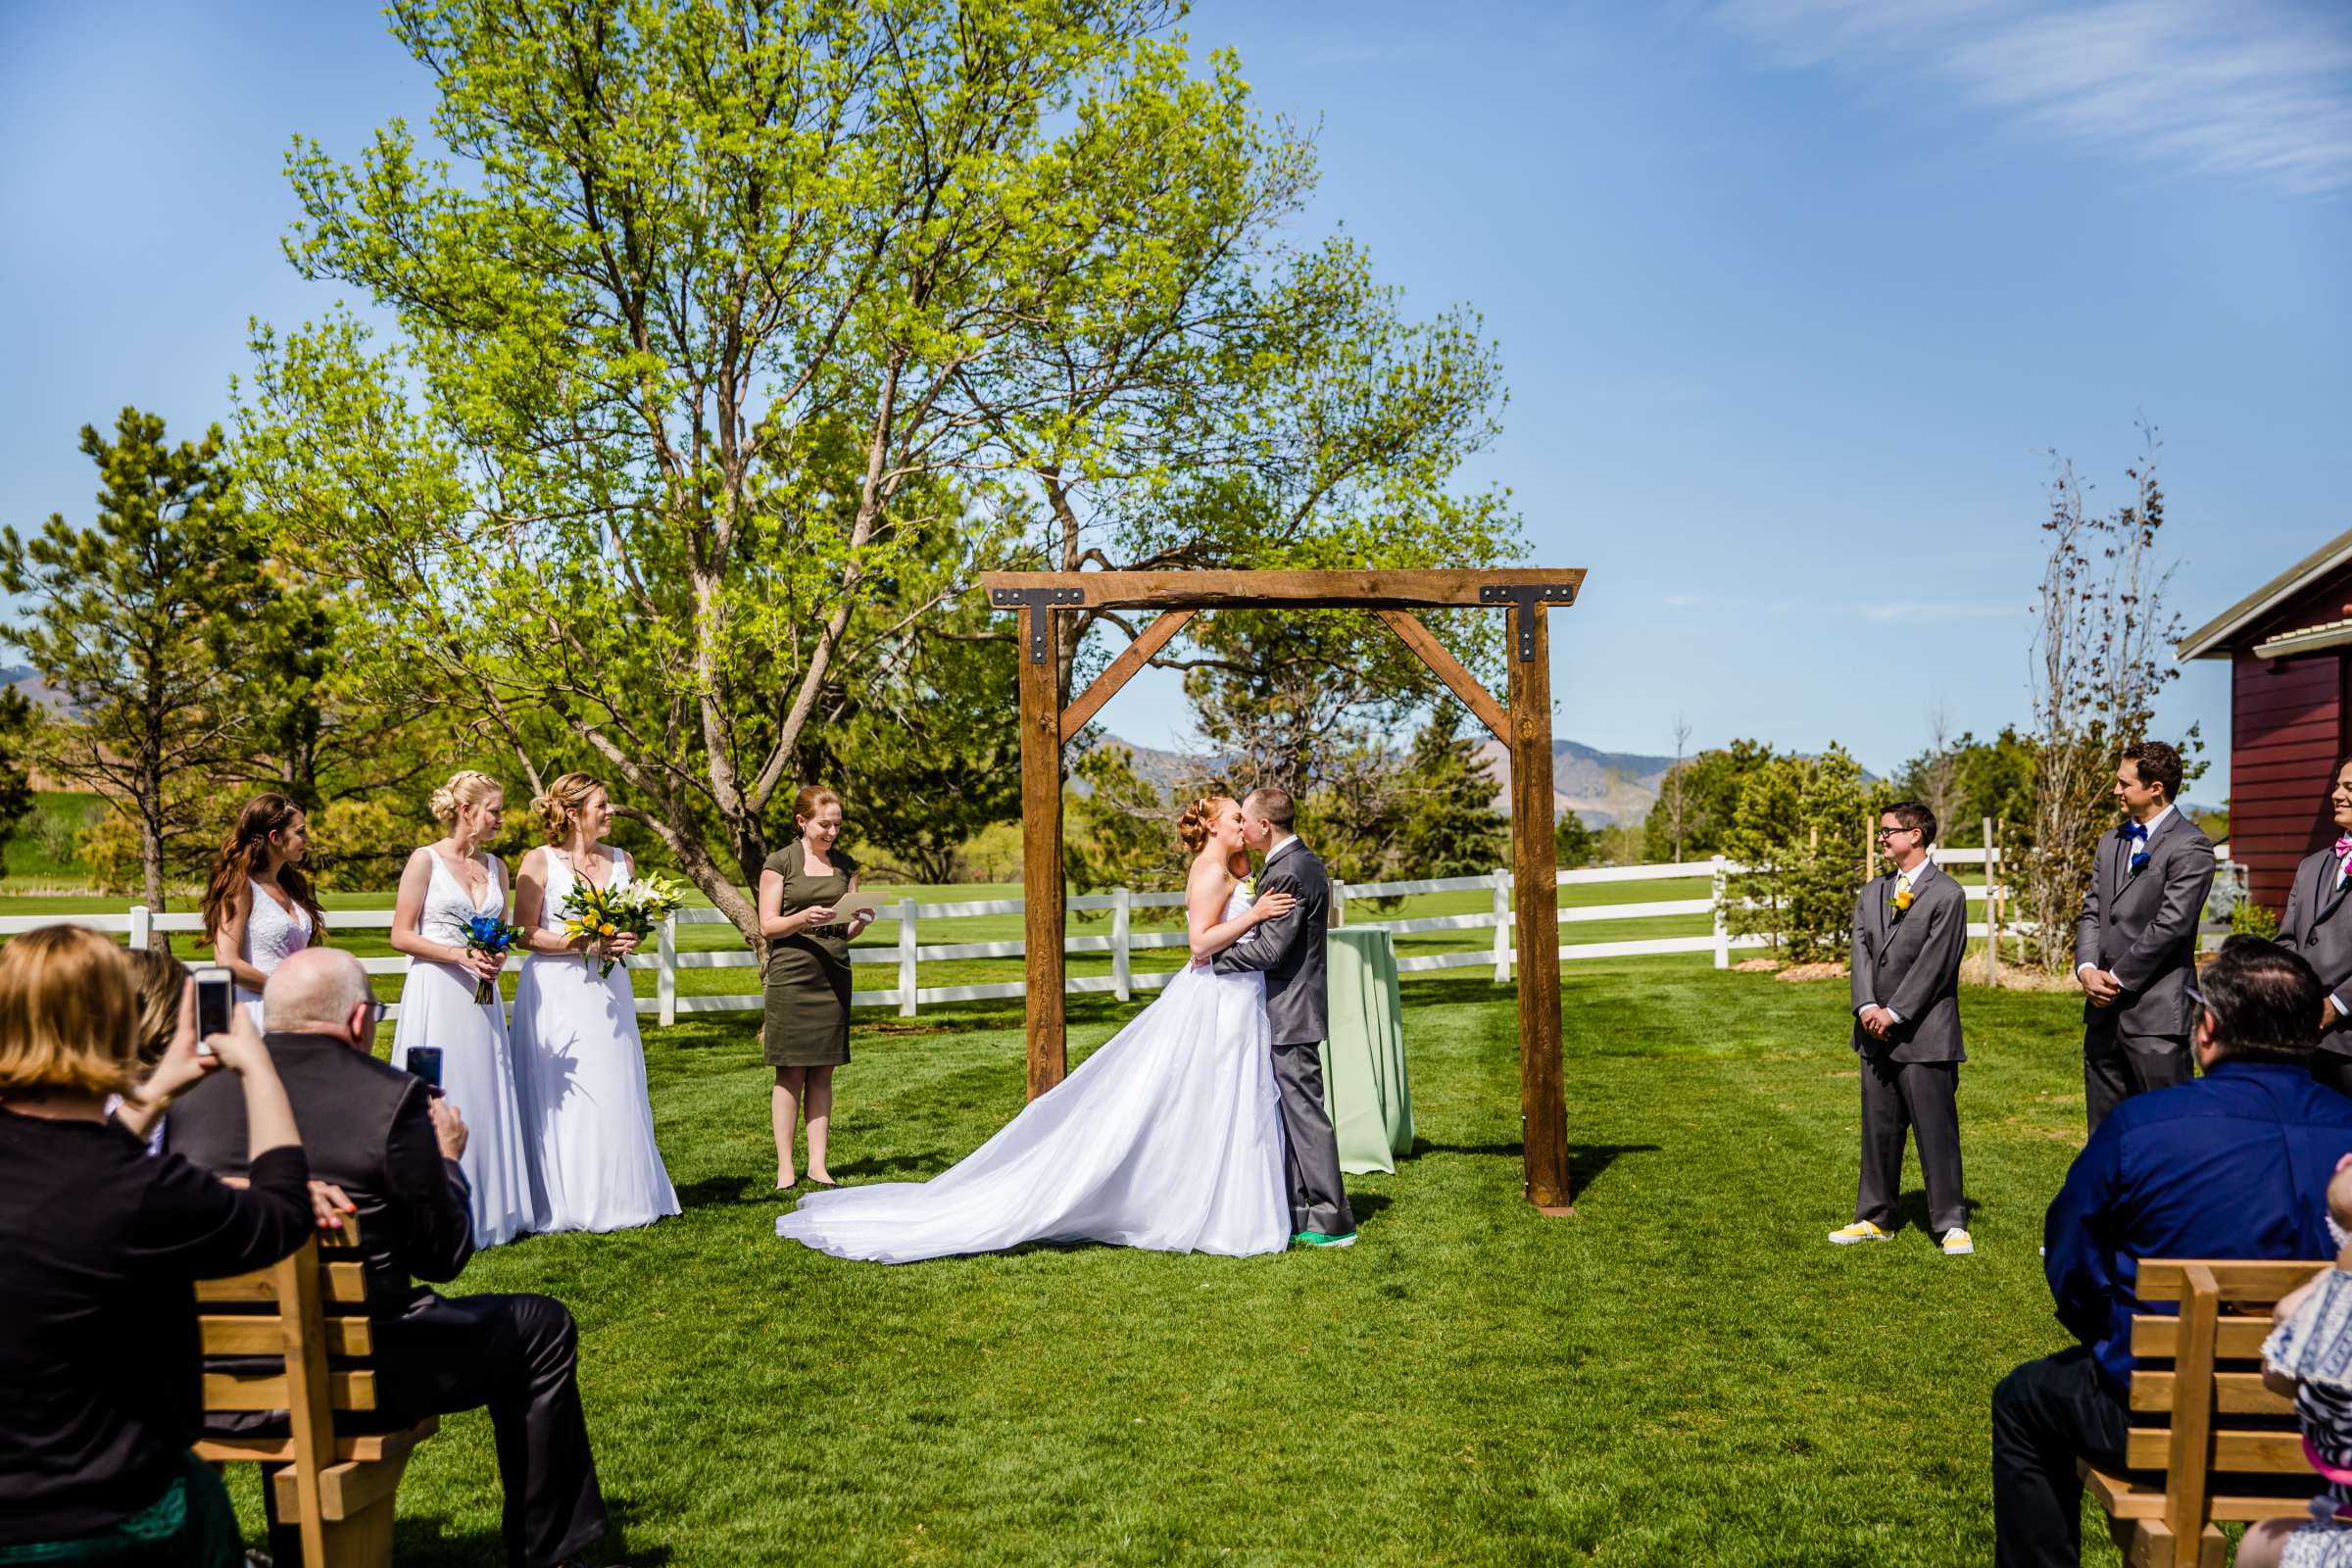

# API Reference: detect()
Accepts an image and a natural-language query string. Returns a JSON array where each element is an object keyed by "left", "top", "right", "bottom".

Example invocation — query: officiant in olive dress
[{"left": 757, "top": 786, "right": 873, "bottom": 1190}]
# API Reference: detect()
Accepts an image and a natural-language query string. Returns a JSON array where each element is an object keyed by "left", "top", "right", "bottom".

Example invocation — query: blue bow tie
[{"left": 2126, "top": 822, "right": 2149, "bottom": 843}]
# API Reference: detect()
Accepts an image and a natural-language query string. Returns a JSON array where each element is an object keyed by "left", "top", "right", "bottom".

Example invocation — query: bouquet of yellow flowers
[{"left": 562, "top": 871, "right": 690, "bottom": 977}]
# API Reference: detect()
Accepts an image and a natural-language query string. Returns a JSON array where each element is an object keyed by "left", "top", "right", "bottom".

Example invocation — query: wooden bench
[
  {"left": 193, "top": 1217, "right": 436, "bottom": 1567},
  {"left": 2080, "top": 1258, "right": 2333, "bottom": 1568}
]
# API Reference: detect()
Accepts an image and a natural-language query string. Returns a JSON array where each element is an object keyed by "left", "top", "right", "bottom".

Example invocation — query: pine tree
[{"left": 0, "top": 410, "right": 270, "bottom": 908}]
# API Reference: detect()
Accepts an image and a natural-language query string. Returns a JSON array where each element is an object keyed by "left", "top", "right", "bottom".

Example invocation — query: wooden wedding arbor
[{"left": 980, "top": 567, "right": 1587, "bottom": 1213}]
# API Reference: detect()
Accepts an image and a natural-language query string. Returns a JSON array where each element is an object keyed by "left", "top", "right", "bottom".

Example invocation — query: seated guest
[
  {"left": 2239, "top": 1154, "right": 2352, "bottom": 1568},
  {"left": 1992, "top": 937, "right": 2352, "bottom": 1568},
  {"left": 167, "top": 947, "right": 609, "bottom": 1568},
  {"left": 0, "top": 925, "right": 311, "bottom": 1566},
  {"left": 127, "top": 947, "right": 192, "bottom": 1074},
  {"left": 104, "top": 947, "right": 192, "bottom": 1155}
]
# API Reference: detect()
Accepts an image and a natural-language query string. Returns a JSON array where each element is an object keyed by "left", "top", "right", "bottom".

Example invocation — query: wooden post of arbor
[
  {"left": 1507, "top": 600, "right": 1572, "bottom": 1213},
  {"left": 1016, "top": 596, "right": 1070, "bottom": 1098},
  {"left": 986, "top": 568, "right": 1586, "bottom": 1212}
]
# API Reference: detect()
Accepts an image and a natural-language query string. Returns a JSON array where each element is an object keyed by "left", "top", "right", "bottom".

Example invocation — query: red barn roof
[{"left": 2179, "top": 526, "right": 2352, "bottom": 910}]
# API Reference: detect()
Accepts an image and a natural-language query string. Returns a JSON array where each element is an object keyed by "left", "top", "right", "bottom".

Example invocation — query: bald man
[{"left": 170, "top": 948, "right": 609, "bottom": 1568}]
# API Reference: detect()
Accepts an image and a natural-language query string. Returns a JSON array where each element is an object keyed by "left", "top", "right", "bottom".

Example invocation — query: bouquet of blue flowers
[{"left": 462, "top": 912, "right": 528, "bottom": 1004}]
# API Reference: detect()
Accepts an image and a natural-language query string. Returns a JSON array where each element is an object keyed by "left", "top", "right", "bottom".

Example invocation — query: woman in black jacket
[{"left": 0, "top": 925, "right": 311, "bottom": 1566}]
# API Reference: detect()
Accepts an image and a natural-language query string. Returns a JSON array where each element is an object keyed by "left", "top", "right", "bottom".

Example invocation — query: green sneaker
[{"left": 1293, "top": 1230, "right": 1358, "bottom": 1249}]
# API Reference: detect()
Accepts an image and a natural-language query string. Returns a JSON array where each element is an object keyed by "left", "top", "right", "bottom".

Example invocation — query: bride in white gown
[{"left": 775, "top": 797, "right": 1297, "bottom": 1263}]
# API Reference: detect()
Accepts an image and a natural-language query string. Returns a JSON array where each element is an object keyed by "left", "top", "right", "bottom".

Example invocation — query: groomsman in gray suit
[
  {"left": 2076, "top": 740, "right": 2217, "bottom": 1132},
  {"left": 1216, "top": 787, "right": 1357, "bottom": 1248},
  {"left": 2281, "top": 757, "right": 2352, "bottom": 1096},
  {"left": 1831, "top": 801, "right": 1973, "bottom": 1254}
]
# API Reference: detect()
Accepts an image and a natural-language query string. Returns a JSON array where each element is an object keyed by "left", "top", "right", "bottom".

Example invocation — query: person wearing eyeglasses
[
  {"left": 2073, "top": 739, "right": 2216, "bottom": 1132},
  {"left": 167, "top": 947, "right": 612, "bottom": 1568},
  {"left": 1830, "top": 801, "right": 1972, "bottom": 1254},
  {"left": 1993, "top": 937, "right": 2352, "bottom": 1568},
  {"left": 2281, "top": 757, "right": 2352, "bottom": 1096}
]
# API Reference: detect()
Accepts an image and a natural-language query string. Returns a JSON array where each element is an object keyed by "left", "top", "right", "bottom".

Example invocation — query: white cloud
[
  {"left": 1712, "top": 0, "right": 2352, "bottom": 195},
  {"left": 1660, "top": 591, "right": 1709, "bottom": 608}
]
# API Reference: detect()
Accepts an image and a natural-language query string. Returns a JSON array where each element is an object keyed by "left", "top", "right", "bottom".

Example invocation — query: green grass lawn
[{"left": 219, "top": 959, "right": 2120, "bottom": 1566}]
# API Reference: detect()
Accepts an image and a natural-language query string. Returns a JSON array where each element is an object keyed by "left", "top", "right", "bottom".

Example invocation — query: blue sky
[{"left": 3, "top": 1, "right": 2346, "bottom": 800}]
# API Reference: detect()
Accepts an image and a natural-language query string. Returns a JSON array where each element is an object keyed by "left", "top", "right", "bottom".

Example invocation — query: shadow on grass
[
  {"left": 674, "top": 1175, "right": 786, "bottom": 1209},
  {"left": 1895, "top": 1188, "right": 1986, "bottom": 1239},
  {"left": 828, "top": 1151, "right": 955, "bottom": 1180},
  {"left": 392, "top": 1493, "right": 673, "bottom": 1567},
  {"left": 1410, "top": 1137, "right": 1663, "bottom": 1199}
]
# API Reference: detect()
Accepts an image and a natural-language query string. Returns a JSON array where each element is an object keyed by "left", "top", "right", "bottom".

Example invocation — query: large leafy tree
[
  {"left": 237, "top": 0, "right": 1516, "bottom": 940},
  {"left": 0, "top": 411, "right": 273, "bottom": 909}
]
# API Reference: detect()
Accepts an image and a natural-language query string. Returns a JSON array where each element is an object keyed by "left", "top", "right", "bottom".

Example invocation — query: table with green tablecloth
[{"left": 1318, "top": 926, "right": 1414, "bottom": 1174}]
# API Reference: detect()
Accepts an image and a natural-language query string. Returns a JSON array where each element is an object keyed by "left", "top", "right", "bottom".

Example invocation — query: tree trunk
[{"left": 140, "top": 811, "right": 165, "bottom": 915}]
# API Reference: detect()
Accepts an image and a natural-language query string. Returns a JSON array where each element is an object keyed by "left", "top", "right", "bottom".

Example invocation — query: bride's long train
[{"left": 775, "top": 962, "right": 1289, "bottom": 1263}]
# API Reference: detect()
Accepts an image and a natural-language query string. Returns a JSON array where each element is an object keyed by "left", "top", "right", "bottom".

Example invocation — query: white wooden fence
[{"left": 0, "top": 848, "right": 2027, "bottom": 1026}]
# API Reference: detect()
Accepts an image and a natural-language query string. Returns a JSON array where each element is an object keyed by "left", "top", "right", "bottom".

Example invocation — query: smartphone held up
[
  {"left": 404, "top": 1046, "right": 445, "bottom": 1093},
  {"left": 193, "top": 966, "right": 235, "bottom": 1056}
]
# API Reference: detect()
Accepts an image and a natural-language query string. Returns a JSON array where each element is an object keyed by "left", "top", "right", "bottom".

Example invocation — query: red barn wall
[
  {"left": 2230, "top": 565, "right": 2352, "bottom": 910},
  {"left": 2234, "top": 652, "right": 2344, "bottom": 908}
]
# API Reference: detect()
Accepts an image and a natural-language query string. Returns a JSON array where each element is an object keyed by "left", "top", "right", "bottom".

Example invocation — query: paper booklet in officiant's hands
[{"left": 829, "top": 893, "right": 885, "bottom": 921}]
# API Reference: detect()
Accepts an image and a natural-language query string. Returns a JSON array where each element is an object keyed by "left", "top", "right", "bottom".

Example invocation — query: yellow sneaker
[
  {"left": 1942, "top": 1228, "right": 1976, "bottom": 1256},
  {"left": 1828, "top": 1220, "right": 1893, "bottom": 1245}
]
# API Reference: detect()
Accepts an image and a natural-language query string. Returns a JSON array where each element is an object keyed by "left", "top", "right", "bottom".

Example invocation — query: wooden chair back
[
  {"left": 193, "top": 1216, "right": 434, "bottom": 1567},
  {"left": 2082, "top": 1258, "right": 2331, "bottom": 1568}
]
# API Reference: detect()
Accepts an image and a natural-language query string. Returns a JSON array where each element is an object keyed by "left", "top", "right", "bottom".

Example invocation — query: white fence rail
[{"left": 0, "top": 846, "right": 2057, "bottom": 1026}]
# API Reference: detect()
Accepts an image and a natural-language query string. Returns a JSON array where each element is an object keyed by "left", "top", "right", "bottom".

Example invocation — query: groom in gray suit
[
  {"left": 2280, "top": 757, "right": 2352, "bottom": 1095},
  {"left": 2075, "top": 740, "right": 2217, "bottom": 1132},
  {"left": 1215, "top": 787, "right": 1357, "bottom": 1248}
]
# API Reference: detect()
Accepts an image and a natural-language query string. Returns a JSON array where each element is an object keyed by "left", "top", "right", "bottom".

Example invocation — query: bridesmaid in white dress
[
  {"left": 199, "top": 794, "right": 322, "bottom": 1028},
  {"left": 509, "top": 773, "right": 679, "bottom": 1233},
  {"left": 387, "top": 769, "right": 539, "bottom": 1248}
]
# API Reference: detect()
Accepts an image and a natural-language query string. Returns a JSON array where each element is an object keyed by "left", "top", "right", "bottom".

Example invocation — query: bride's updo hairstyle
[
  {"left": 1176, "top": 796, "right": 1228, "bottom": 858},
  {"left": 428, "top": 769, "right": 503, "bottom": 827},
  {"left": 531, "top": 773, "right": 605, "bottom": 844}
]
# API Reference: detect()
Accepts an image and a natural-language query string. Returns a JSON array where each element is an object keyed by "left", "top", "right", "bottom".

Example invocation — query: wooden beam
[
  {"left": 1019, "top": 604, "right": 1068, "bottom": 1098},
  {"left": 1374, "top": 611, "right": 1508, "bottom": 744},
  {"left": 1060, "top": 610, "right": 1195, "bottom": 743},
  {"left": 983, "top": 567, "right": 1585, "bottom": 612},
  {"left": 1508, "top": 603, "right": 1572, "bottom": 1214}
]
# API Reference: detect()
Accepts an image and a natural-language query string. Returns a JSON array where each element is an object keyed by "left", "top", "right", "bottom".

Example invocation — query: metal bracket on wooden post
[
  {"left": 989, "top": 585, "right": 1088, "bottom": 661},
  {"left": 1479, "top": 582, "right": 1577, "bottom": 661}
]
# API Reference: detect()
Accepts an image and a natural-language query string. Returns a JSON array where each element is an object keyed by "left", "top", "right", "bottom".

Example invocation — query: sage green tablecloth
[{"left": 1319, "top": 926, "right": 1414, "bottom": 1174}]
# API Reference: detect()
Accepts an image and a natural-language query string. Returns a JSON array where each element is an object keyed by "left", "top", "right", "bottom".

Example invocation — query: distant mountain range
[
  {"left": 1087, "top": 733, "right": 1680, "bottom": 826},
  {"left": 2, "top": 665, "right": 69, "bottom": 711},
  {"left": 1471, "top": 738, "right": 1677, "bottom": 826}
]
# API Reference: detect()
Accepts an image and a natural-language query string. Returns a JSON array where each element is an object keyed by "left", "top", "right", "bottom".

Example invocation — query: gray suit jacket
[
  {"left": 1849, "top": 862, "right": 1968, "bottom": 1063},
  {"left": 1213, "top": 837, "right": 1329, "bottom": 1046},
  {"left": 2074, "top": 809, "right": 2217, "bottom": 1038},
  {"left": 2280, "top": 847, "right": 2352, "bottom": 1057}
]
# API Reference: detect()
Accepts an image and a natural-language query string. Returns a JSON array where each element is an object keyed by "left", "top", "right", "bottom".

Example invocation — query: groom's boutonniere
[
  {"left": 1890, "top": 885, "right": 1914, "bottom": 918},
  {"left": 1239, "top": 876, "right": 1257, "bottom": 900}
]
